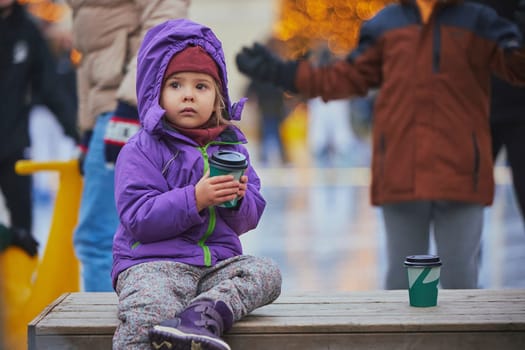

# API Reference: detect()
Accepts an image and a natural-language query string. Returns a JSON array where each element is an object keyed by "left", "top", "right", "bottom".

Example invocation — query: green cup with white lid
[
  {"left": 404, "top": 254, "right": 442, "bottom": 307},
  {"left": 208, "top": 150, "right": 248, "bottom": 208}
]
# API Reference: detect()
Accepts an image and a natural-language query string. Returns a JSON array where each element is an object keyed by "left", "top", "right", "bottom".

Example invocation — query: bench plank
[
  {"left": 224, "top": 333, "right": 525, "bottom": 350},
  {"left": 28, "top": 289, "right": 525, "bottom": 349}
]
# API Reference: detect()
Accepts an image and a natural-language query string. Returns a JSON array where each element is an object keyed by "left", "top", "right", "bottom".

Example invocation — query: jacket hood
[{"left": 136, "top": 19, "right": 246, "bottom": 135}]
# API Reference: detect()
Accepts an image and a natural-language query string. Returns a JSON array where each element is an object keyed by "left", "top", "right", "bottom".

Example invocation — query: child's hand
[
  {"left": 195, "top": 170, "right": 241, "bottom": 211},
  {"left": 237, "top": 175, "right": 248, "bottom": 200}
]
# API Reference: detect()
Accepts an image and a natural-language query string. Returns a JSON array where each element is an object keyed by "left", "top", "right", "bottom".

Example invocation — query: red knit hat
[{"left": 164, "top": 45, "right": 220, "bottom": 83}]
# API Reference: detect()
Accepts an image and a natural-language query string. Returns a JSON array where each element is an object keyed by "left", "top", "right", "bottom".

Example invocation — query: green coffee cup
[
  {"left": 404, "top": 255, "right": 442, "bottom": 307},
  {"left": 209, "top": 150, "right": 248, "bottom": 208}
]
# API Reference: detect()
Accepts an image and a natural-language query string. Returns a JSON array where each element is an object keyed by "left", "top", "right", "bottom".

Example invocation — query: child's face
[{"left": 160, "top": 72, "right": 217, "bottom": 129}]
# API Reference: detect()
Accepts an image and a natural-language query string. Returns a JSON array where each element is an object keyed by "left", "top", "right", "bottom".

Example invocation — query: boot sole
[{"left": 150, "top": 325, "right": 231, "bottom": 350}]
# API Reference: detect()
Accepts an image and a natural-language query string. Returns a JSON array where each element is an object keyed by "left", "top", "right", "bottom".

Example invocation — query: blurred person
[
  {"left": 468, "top": 0, "right": 525, "bottom": 229},
  {"left": 112, "top": 19, "right": 281, "bottom": 349},
  {"left": 306, "top": 44, "right": 357, "bottom": 167},
  {"left": 349, "top": 89, "right": 377, "bottom": 141},
  {"left": 0, "top": 0, "right": 78, "bottom": 257},
  {"left": 245, "top": 80, "right": 289, "bottom": 166},
  {"left": 40, "top": 15, "right": 78, "bottom": 107},
  {"left": 30, "top": 15, "right": 78, "bottom": 204},
  {"left": 307, "top": 97, "right": 354, "bottom": 167},
  {"left": 245, "top": 37, "right": 290, "bottom": 166},
  {"left": 237, "top": 0, "right": 525, "bottom": 289},
  {"left": 65, "top": 0, "right": 190, "bottom": 292}
]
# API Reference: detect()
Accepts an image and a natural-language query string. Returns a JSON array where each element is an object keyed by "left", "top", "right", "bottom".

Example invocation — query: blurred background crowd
[
  {"left": 1, "top": 1, "right": 524, "bottom": 348},
  {"left": 1, "top": 0, "right": 524, "bottom": 297}
]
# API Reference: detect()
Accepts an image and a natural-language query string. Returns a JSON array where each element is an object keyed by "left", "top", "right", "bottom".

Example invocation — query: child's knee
[{"left": 253, "top": 256, "right": 282, "bottom": 298}]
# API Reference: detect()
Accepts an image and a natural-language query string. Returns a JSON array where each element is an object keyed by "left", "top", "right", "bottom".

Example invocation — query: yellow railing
[{"left": 0, "top": 159, "right": 82, "bottom": 350}]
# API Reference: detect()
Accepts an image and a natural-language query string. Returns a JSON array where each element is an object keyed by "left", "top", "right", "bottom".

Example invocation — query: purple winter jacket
[{"left": 111, "top": 19, "right": 265, "bottom": 288}]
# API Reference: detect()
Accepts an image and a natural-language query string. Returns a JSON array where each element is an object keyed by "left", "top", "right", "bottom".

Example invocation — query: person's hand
[
  {"left": 236, "top": 43, "right": 298, "bottom": 92},
  {"left": 103, "top": 101, "right": 140, "bottom": 169},
  {"left": 77, "top": 130, "right": 93, "bottom": 176},
  {"left": 237, "top": 174, "right": 248, "bottom": 200},
  {"left": 10, "top": 227, "right": 39, "bottom": 257},
  {"left": 194, "top": 171, "right": 241, "bottom": 211},
  {"left": 236, "top": 43, "right": 279, "bottom": 80}
]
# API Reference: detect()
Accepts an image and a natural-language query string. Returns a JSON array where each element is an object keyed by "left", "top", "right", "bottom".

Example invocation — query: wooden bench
[{"left": 28, "top": 289, "right": 525, "bottom": 349}]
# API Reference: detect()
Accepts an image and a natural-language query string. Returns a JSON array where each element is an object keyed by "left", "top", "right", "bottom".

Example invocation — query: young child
[{"left": 111, "top": 19, "right": 282, "bottom": 350}]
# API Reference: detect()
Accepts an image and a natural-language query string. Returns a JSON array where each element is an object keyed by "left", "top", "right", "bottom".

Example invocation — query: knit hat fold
[{"left": 164, "top": 45, "right": 220, "bottom": 83}]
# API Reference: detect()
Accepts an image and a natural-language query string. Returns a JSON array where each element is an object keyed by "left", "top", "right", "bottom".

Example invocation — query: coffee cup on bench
[{"left": 404, "top": 254, "right": 442, "bottom": 307}]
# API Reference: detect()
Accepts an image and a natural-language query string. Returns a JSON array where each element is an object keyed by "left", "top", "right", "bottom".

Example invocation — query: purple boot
[{"left": 149, "top": 299, "right": 233, "bottom": 350}]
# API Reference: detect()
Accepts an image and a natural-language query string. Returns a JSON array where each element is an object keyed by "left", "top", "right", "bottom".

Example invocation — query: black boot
[{"left": 149, "top": 298, "right": 233, "bottom": 350}]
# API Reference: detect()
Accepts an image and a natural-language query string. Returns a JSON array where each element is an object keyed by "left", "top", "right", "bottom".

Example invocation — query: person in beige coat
[{"left": 66, "top": 0, "right": 190, "bottom": 291}]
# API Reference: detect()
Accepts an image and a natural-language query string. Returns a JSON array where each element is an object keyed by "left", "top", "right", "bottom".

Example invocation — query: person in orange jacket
[{"left": 236, "top": 0, "right": 525, "bottom": 289}]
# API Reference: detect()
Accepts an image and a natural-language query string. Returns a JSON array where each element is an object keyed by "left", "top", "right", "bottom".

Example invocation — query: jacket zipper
[
  {"left": 197, "top": 141, "right": 242, "bottom": 266},
  {"left": 198, "top": 206, "right": 215, "bottom": 266},
  {"left": 413, "top": 0, "right": 441, "bottom": 73},
  {"left": 198, "top": 145, "right": 213, "bottom": 266}
]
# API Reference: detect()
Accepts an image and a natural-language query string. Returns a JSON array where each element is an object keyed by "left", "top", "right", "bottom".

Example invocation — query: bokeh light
[
  {"left": 274, "top": 0, "right": 395, "bottom": 58},
  {"left": 18, "top": 0, "right": 68, "bottom": 23}
]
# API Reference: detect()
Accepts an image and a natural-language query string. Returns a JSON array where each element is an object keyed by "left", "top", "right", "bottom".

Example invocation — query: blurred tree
[{"left": 274, "top": 0, "right": 395, "bottom": 57}]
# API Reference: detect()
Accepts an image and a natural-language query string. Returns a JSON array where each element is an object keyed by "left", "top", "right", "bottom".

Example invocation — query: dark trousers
[
  {"left": 492, "top": 121, "right": 525, "bottom": 227},
  {"left": 0, "top": 150, "right": 32, "bottom": 233}
]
